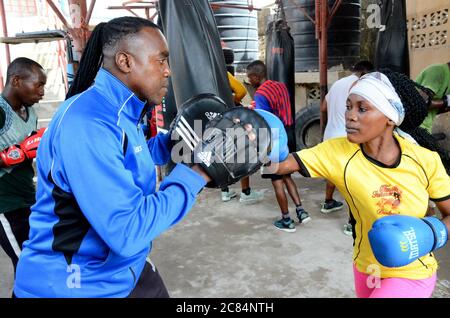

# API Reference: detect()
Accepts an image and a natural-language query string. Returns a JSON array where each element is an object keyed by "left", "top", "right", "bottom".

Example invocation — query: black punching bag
[
  {"left": 155, "top": 78, "right": 178, "bottom": 133},
  {"left": 375, "top": 0, "right": 409, "bottom": 76},
  {"left": 154, "top": 16, "right": 178, "bottom": 133},
  {"left": 158, "top": 0, "right": 234, "bottom": 108},
  {"left": 265, "top": 19, "right": 296, "bottom": 130}
]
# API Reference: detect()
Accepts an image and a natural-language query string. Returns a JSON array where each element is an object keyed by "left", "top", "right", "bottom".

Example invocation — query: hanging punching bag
[
  {"left": 158, "top": 0, "right": 234, "bottom": 108},
  {"left": 153, "top": 16, "right": 178, "bottom": 133},
  {"left": 265, "top": 19, "right": 296, "bottom": 148},
  {"left": 375, "top": 0, "right": 409, "bottom": 76},
  {"left": 154, "top": 78, "right": 178, "bottom": 133}
]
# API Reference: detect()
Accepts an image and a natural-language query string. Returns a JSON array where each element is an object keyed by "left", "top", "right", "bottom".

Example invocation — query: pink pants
[{"left": 353, "top": 264, "right": 437, "bottom": 298}]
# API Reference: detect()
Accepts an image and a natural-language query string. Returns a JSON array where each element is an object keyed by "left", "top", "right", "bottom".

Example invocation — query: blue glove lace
[{"left": 421, "top": 218, "right": 438, "bottom": 252}]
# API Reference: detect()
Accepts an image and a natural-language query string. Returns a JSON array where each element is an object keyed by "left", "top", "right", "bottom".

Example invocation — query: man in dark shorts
[{"left": 246, "top": 60, "right": 310, "bottom": 233}]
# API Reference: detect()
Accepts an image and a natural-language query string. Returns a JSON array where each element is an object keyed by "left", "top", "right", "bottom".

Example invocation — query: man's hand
[
  {"left": 443, "top": 95, "right": 450, "bottom": 112},
  {"left": 190, "top": 164, "right": 212, "bottom": 183},
  {"left": 0, "top": 127, "right": 46, "bottom": 167},
  {"left": 0, "top": 145, "right": 26, "bottom": 167},
  {"left": 20, "top": 127, "right": 46, "bottom": 159}
]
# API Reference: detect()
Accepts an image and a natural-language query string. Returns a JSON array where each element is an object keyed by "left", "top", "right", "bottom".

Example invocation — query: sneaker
[
  {"left": 321, "top": 199, "right": 344, "bottom": 214},
  {"left": 343, "top": 222, "right": 353, "bottom": 236},
  {"left": 296, "top": 208, "right": 311, "bottom": 224},
  {"left": 221, "top": 190, "right": 237, "bottom": 202},
  {"left": 273, "top": 217, "right": 296, "bottom": 233},
  {"left": 239, "top": 190, "right": 263, "bottom": 204}
]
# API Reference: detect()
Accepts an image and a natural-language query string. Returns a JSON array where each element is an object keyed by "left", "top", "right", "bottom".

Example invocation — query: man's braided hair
[{"left": 381, "top": 69, "right": 450, "bottom": 174}]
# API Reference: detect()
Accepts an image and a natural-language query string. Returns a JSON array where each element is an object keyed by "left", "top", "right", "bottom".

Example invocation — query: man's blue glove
[
  {"left": 369, "top": 215, "right": 448, "bottom": 267},
  {"left": 254, "top": 109, "right": 289, "bottom": 163}
]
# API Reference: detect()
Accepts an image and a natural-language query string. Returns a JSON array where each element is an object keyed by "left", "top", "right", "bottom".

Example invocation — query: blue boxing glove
[
  {"left": 254, "top": 109, "right": 289, "bottom": 162},
  {"left": 369, "top": 215, "right": 448, "bottom": 268}
]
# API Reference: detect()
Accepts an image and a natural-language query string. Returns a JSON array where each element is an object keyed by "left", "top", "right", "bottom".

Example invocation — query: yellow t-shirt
[{"left": 295, "top": 135, "right": 450, "bottom": 280}]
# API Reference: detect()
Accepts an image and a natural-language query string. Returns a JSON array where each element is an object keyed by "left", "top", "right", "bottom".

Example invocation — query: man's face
[
  {"left": 16, "top": 68, "right": 47, "bottom": 107},
  {"left": 246, "top": 72, "right": 260, "bottom": 89},
  {"left": 345, "top": 94, "right": 391, "bottom": 144},
  {"left": 126, "top": 27, "right": 170, "bottom": 105}
]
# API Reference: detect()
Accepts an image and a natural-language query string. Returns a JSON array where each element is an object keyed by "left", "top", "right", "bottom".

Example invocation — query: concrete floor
[{"left": 1, "top": 174, "right": 449, "bottom": 298}]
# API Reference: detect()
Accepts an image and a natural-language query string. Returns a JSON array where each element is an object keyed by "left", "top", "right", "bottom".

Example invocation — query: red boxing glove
[
  {"left": 20, "top": 127, "right": 45, "bottom": 159},
  {"left": 0, "top": 145, "right": 26, "bottom": 167}
]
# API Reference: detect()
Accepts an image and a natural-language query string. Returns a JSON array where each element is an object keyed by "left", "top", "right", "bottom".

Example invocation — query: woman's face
[{"left": 345, "top": 94, "right": 393, "bottom": 144}]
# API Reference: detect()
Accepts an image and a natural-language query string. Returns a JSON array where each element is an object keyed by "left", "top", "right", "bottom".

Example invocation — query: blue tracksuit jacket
[{"left": 14, "top": 68, "right": 205, "bottom": 297}]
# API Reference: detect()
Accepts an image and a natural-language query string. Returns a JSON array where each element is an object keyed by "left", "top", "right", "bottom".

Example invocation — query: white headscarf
[{"left": 348, "top": 72, "right": 405, "bottom": 126}]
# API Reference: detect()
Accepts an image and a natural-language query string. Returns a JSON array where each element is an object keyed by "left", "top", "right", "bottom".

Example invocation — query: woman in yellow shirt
[{"left": 272, "top": 71, "right": 450, "bottom": 298}]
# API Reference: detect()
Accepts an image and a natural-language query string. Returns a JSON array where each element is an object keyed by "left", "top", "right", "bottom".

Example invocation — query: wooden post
[
  {"left": 0, "top": 0, "right": 10, "bottom": 89},
  {"left": 68, "top": 0, "right": 89, "bottom": 60},
  {"left": 318, "top": 0, "right": 328, "bottom": 103}
]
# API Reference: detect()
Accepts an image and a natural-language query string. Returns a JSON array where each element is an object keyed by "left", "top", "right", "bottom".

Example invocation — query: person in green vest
[
  {"left": 415, "top": 62, "right": 450, "bottom": 133},
  {"left": 0, "top": 57, "right": 46, "bottom": 274}
]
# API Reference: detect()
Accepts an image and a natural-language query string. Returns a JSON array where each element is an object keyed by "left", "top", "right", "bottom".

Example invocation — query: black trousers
[
  {"left": 0, "top": 207, "right": 31, "bottom": 272},
  {"left": 127, "top": 260, "right": 170, "bottom": 298}
]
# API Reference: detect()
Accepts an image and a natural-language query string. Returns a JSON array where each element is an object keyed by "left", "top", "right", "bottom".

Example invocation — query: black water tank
[
  {"left": 210, "top": 0, "right": 258, "bottom": 72},
  {"left": 283, "top": 0, "right": 361, "bottom": 72}
]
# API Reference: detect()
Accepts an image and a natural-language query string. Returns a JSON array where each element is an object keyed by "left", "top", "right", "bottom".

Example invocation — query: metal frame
[
  {"left": 107, "top": 0, "right": 157, "bottom": 20},
  {"left": 0, "top": 0, "right": 93, "bottom": 89},
  {"left": 0, "top": 32, "right": 66, "bottom": 44},
  {"left": 107, "top": 0, "right": 260, "bottom": 19},
  {"left": 0, "top": 0, "right": 10, "bottom": 61},
  {"left": 44, "top": 0, "right": 94, "bottom": 77},
  {"left": 210, "top": 1, "right": 258, "bottom": 12},
  {"left": 0, "top": 0, "right": 10, "bottom": 89},
  {"left": 285, "top": 0, "right": 342, "bottom": 103},
  {"left": 0, "top": 0, "right": 261, "bottom": 85}
]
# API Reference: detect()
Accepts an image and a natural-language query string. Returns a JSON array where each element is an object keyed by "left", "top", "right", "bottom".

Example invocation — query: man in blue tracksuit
[{"left": 14, "top": 17, "right": 211, "bottom": 297}]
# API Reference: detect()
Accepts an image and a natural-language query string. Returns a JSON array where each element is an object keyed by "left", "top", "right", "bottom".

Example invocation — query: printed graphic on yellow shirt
[{"left": 372, "top": 185, "right": 402, "bottom": 215}]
